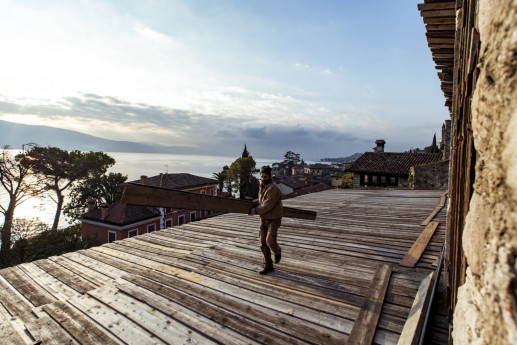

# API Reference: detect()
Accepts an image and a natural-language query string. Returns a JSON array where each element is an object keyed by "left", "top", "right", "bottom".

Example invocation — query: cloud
[
  {"left": 321, "top": 68, "right": 332, "bottom": 76},
  {"left": 0, "top": 93, "right": 379, "bottom": 159}
]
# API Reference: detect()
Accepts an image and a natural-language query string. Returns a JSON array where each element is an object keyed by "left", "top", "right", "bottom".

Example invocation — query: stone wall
[
  {"left": 353, "top": 173, "right": 361, "bottom": 188},
  {"left": 410, "top": 160, "right": 449, "bottom": 190},
  {"left": 452, "top": 0, "right": 517, "bottom": 344}
]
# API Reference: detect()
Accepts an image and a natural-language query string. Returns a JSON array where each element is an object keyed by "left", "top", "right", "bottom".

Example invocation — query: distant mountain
[
  {"left": 320, "top": 152, "right": 363, "bottom": 163},
  {"left": 0, "top": 119, "right": 200, "bottom": 154}
]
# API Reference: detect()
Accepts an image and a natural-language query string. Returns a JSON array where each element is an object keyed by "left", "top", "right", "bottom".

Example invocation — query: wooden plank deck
[{"left": 0, "top": 189, "right": 448, "bottom": 344}]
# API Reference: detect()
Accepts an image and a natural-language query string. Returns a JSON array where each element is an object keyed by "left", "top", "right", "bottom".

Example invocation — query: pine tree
[{"left": 242, "top": 144, "right": 249, "bottom": 158}]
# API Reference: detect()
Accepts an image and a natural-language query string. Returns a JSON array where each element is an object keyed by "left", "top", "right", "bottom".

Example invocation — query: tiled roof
[
  {"left": 286, "top": 183, "right": 332, "bottom": 197},
  {"left": 80, "top": 204, "right": 161, "bottom": 226},
  {"left": 131, "top": 173, "right": 218, "bottom": 190},
  {"left": 275, "top": 176, "right": 307, "bottom": 190},
  {"left": 305, "top": 163, "right": 331, "bottom": 169},
  {"left": 346, "top": 152, "right": 443, "bottom": 176}
]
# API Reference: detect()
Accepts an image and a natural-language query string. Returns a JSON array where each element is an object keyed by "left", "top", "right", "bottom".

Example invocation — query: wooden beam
[
  {"left": 421, "top": 192, "right": 447, "bottom": 226},
  {"left": 347, "top": 263, "right": 392, "bottom": 345},
  {"left": 420, "top": 9, "right": 456, "bottom": 17},
  {"left": 400, "top": 222, "right": 440, "bottom": 267},
  {"left": 397, "top": 272, "right": 436, "bottom": 345},
  {"left": 122, "top": 183, "right": 317, "bottom": 220},
  {"left": 426, "top": 24, "right": 456, "bottom": 31},
  {"left": 423, "top": 16, "right": 455, "bottom": 24},
  {"left": 418, "top": 2, "right": 456, "bottom": 11}
]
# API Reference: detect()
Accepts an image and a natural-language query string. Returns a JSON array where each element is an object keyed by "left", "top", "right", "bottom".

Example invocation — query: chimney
[
  {"left": 87, "top": 198, "right": 95, "bottom": 212},
  {"left": 140, "top": 175, "right": 148, "bottom": 184},
  {"left": 101, "top": 203, "right": 109, "bottom": 220},
  {"left": 373, "top": 139, "right": 386, "bottom": 153}
]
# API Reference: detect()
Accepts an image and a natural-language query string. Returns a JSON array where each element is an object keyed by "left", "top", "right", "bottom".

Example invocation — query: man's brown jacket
[{"left": 256, "top": 181, "right": 283, "bottom": 219}]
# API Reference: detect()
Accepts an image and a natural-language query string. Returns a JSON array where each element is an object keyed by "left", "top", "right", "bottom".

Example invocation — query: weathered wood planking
[
  {"left": 0, "top": 308, "right": 27, "bottom": 345},
  {"left": 347, "top": 264, "right": 393, "bottom": 345},
  {"left": 0, "top": 189, "right": 448, "bottom": 345},
  {"left": 42, "top": 301, "right": 120, "bottom": 345},
  {"left": 122, "top": 182, "right": 317, "bottom": 220},
  {"left": 400, "top": 222, "right": 441, "bottom": 267},
  {"left": 1, "top": 267, "right": 56, "bottom": 307},
  {"left": 116, "top": 282, "right": 261, "bottom": 345},
  {"left": 397, "top": 272, "right": 436, "bottom": 345},
  {"left": 421, "top": 192, "right": 447, "bottom": 226}
]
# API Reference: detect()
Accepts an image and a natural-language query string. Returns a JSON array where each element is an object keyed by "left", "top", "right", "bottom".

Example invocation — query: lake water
[{"left": 1, "top": 152, "right": 284, "bottom": 227}]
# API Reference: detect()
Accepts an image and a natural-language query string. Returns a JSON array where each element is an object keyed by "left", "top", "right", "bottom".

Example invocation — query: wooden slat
[
  {"left": 126, "top": 269, "right": 346, "bottom": 344},
  {"left": 420, "top": 9, "right": 456, "bottom": 17},
  {"left": 1, "top": 267, "right": 56, "bottom": 307},
  {"left": 42, "top": 301, "right": 120, "bottom": 345},
  {"left": 0, "top": 275, "right": 35, "bottom": 322},
  {"left": 116, "top": 282, "right": 262, "bottom": 345},
  {"left": 125, "top": 274, "right": 311, "bottom": 345},
  {"left": 397, "top": 272, "right": 436, "bottom": 345},
  {"left": 34, "top": 260, "right": 98, "bottom": 294},
  {"left": 421, "top": 193, "right": 447, "bottom": 225},
  {"left": 68, "top": 294, "right": 159, "bottom": 345},
  {"left": 122, "top": 183, "right": 317, "bottom": 220},
  {"left": 400, "top": 222, "right": 440, "bottom": 267},
  {"left": 418, "top": 2, "right": 456, "bottom": 11},
  {"left": 87, "top": 286, "right": 217, "bottom": 345},
  {"left": 0, "top": 310, "right": 27, "bottom": 345},
  {"left": 347, "top": 263, "right": 392, "bottom": 345},
  {"left": 24, "top": 312, "right": 80, "bottom": 345}
]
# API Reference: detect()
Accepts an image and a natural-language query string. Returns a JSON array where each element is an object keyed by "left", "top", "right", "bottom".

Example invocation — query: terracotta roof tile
[
  {"left": 287, "top": 183, "right": 332, "bottom": 197},
  {"left": 131, "top": 173, "right": 218, "bottom": 190},
  {"left": 345, "top": 152, "right": 442, "bottom": 176},
  {"left": 80, "top": 204, "right": 161, "bottom": 226},
  {"left": 275, "top": 176, "right": 307, "bottom": 190}
]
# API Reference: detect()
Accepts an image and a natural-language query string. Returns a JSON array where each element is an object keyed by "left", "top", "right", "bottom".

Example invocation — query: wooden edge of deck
[
  {"left": 396, "top": 271, "right": 436, "bottom": 345},
  {"left": 400, "top": 222, "right": 440, "bottom": 267},
  {"left": 421, "top": 192, "right": 447, "bottom": 225},
  {"left": 347, "top": 263, "right": 392, "bottom": 345}
]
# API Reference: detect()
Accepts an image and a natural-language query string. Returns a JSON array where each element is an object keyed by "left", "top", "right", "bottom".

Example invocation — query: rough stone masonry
[{"left": 452, "top": 0, "right": 517, "bottom": 344}]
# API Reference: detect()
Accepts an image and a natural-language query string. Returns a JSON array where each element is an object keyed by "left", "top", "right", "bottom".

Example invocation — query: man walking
[{"left": 249, "top": 165, "right": 283, "bottom": 274}]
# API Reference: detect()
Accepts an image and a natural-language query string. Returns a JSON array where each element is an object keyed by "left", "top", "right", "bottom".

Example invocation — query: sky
[{"left": 0, "top": 0, "right": 449, "bottom": 160}]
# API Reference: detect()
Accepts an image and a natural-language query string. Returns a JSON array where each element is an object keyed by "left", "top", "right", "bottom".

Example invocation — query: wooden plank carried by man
[{"left": 121, "top": 183, "right": 317, "bottom": 220}]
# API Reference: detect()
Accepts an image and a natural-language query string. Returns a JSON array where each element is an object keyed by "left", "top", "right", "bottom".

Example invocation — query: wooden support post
[
  {"left": 400, "top": 222, "right": 440, "bottom": 267},
  {"left": 347, "top": 263, "right": 392, "bottom": 345},
  {"left": 122, "top": 183, "right": 317, "bottom": 220}
]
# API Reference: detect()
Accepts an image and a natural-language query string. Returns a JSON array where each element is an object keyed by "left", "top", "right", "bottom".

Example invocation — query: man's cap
[{"left": 260, "top": 165, "right": 272, "bottom": 177}]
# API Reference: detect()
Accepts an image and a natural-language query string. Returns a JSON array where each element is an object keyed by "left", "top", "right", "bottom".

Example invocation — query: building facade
[{"left": 346, "top": 140, "right": 443, "bottom": 188}]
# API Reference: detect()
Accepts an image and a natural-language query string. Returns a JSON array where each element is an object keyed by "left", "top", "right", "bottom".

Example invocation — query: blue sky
[{"left": 0, "top": 0, "right": 448, "bottom": 160}]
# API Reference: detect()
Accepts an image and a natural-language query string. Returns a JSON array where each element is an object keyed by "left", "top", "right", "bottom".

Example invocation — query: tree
[
  {"left": 337, "top": 173, "right": 354, "bottom": 189},
  {"left": 8, "top": 223, "right": 95, "bottom": 267},
  {"left": 0, "top": 146, "right": 44, "bottom": 264},
  {"left": 272, "top": 150, "right": 304, "bottom": 176},
  {"left": 227, "top": 156, "right": 259, "bottom": 199},
  {"left": 9, "top": 218, "right": 48, "bottom": 264},
  {"left": 25, "top": 147, "right": 115, "bottom": 231},
  {"left": 212, "top": 171, "right": 227, "bottom": 193},
  {"left": 424, "top": 133, "right": 440, "bottom": 153},
  {"left": 242, "top": 144, "right": 249, "bottom": 158},
  {"left": 63, "top": 172, "right": 127, "bottom": 222}
]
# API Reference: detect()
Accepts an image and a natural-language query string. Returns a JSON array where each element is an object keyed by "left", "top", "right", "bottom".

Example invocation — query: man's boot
[{"left": 259, "top": 266, "right": 274, "bottom": 275}]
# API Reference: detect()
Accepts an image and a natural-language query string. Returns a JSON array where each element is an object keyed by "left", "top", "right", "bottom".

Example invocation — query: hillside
[{"left": 0, "top": 119, "right": 198, "bottom": 154}]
